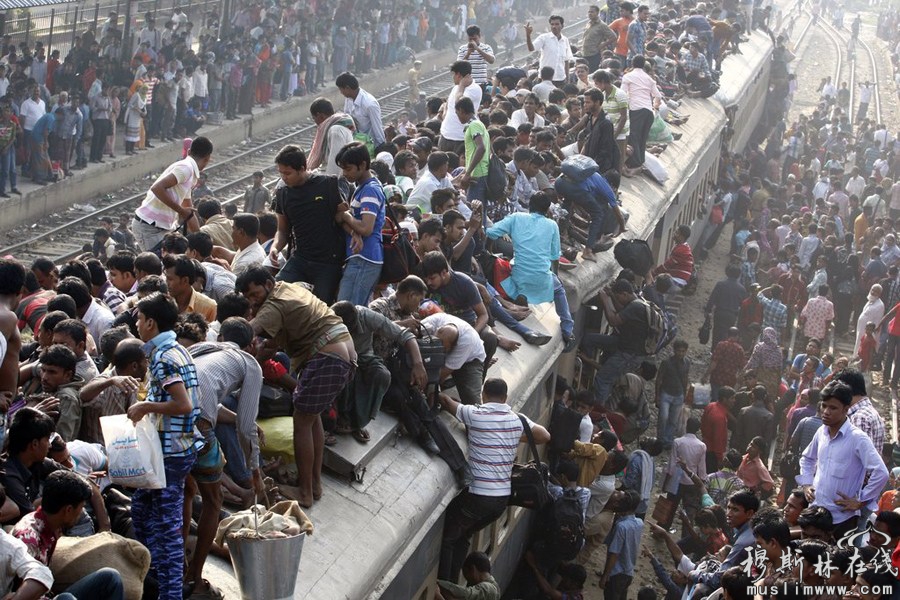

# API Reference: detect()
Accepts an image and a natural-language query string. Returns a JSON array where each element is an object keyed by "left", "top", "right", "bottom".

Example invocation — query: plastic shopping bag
[{"left": 100, "top": 414, "right": 166, "bottom": 489}]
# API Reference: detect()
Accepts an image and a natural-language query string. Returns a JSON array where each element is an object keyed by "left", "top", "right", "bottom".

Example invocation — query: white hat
[{"left": 375, "top": 151, "right": 394, "bottom": 170}]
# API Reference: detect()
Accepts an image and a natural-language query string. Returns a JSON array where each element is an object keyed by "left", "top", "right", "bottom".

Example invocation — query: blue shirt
[
  {"left": 605, "top": 515, "right": 643, "bottom": 576},
  {"left": 30, "top": 113, "right": 55, "bottom": 142},
  {"left": 485, "top": 212, "right": 561, "bottom": 304},
  {"left": 346, "top": 177, "right": 386, "bottom": 264},
  {"left": 582, "top": 172, "right": 618, "bottom": 207},
  {"left": 143, "top": 330, "right": 202, "bottom": 457},
  {"left": 797, "top": 418, "right": 889, "bottom": 523}
]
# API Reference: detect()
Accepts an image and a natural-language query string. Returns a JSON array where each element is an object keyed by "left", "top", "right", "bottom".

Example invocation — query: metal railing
[{"left": 2, "top": 0, "right": 219, "bottom": 61}]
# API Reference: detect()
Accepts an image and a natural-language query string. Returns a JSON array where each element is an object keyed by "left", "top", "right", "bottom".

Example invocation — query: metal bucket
[{"left": 228, "top": 533, "right": 306, "bottom": 600}]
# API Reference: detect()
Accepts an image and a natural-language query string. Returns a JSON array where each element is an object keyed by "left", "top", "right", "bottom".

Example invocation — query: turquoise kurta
[{"left": 485, "top": 212, "right": 560, "bottom": 304}]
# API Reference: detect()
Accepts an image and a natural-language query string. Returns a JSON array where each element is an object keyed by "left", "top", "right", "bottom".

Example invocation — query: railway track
[
  {"left": 1, "top": 17, "right": 589, "bottom": 264},
  {"left": 817, "top": 15, "right": 884, "bottom": 126}
]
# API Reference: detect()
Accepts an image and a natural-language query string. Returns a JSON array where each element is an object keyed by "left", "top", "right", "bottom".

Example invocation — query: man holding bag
[{"left": 126, "top": 293, "right": 201, "bottom": 600}]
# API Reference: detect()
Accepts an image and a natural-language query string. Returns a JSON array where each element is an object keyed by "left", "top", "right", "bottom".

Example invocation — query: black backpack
[
  {"left": 549, "top": 401, "right": 584, "bottom": 454},
  {"left": 485, "top": 153, "right": 509, "bottom": 201},
  {"left": 613, "top": 239, "right": 655, "bottom": 277},
  {"left": 548, "top": 489, "right": 586, "bottom": 561}
]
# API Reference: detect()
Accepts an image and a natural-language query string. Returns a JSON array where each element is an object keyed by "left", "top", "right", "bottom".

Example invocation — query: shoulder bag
[{"left": 508, "top": 414, "right": 551, "bottom": 510}]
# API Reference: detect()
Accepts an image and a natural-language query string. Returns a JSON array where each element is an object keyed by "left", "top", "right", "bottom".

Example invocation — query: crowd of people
[{"left": 0, "top": 0, "right": 899, "bottom": 598}]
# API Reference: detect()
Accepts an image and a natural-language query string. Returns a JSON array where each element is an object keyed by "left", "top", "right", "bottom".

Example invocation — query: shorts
[
  {"left": 191, "top": 434, "right": 226, "bottom": 483},
  {"left": 293, "top": 352, "right": 355, "bottom": 415}
]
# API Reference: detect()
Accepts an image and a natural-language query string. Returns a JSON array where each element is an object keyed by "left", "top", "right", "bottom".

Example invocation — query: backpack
[
  {"left": 560, "top": 154, "right": 599, "bottom": 182},
  {"left": 549, "top": 401, "right": 584, "bottom": 454},
  {"left": 353, "top": 131, "right": 376, "bottom": 158},
  {"left": 485, "top": 153, "right": 509, "bottom": 201},
  {"left": 548, "top": 489, "right": 586, "bottom": 561},
  {"left": 613, "top": 239, "right": 655, "bottom": 277},
  {"left": 641, "top": 299, "right": 675, "bottom": 355},
  {"left": 379, "top": 203, "right": 417, "bottom": 284}
]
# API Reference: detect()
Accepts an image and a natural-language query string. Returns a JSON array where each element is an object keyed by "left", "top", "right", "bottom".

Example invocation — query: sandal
[
  {"left": 352, "top": 428, "right": 371, "bottom": 443},
  {"left": 189, "top": 579, "right": 225, "bottom": 600},
  {"left": 324, "top": 432, "right": 338, "bottom": 446},
  {"left": 333, "top": 420, "right": 354, "bottom": 435}
]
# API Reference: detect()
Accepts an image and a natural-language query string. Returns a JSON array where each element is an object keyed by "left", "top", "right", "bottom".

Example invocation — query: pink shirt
[
  {"left": 135, "top": 156, "right": 199, "bottom": 230},
  {"left": 621, "top": 68, "right": 661, "bottom": 112}
]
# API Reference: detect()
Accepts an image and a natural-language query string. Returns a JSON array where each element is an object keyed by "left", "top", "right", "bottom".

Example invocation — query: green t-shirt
[{"left": 464, "top": 119, "right": 491, "bottom": 179}]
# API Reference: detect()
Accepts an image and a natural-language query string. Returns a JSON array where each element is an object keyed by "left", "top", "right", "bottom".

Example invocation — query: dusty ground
[{"left": 577, "top": 14, "right": 899, "bottom": 597}]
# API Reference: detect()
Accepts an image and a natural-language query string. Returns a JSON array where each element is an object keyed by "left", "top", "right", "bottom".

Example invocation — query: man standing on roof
[
  {"left": 336, "top": 72, "right": 385, "bottom": 147},
  {"left": 582, "top": 5, "right": 617, "bottom": 72},
  {"left": 525, "top": 15, "right": 574, "bottom": 86},
  {"left": 457, "top": 26, "right": 495, "bottom": 86},
  {"left": 132, "top": 137, "right": 212, "bottom": 252}
]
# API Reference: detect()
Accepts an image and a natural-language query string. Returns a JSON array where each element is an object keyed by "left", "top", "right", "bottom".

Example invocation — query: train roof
[
  {"left": 205, "top": 303, "right": 565, "bottom": 599},
  {"left": 560, "top": 96, "right": 727, "bottom": 306},
  {"left": 714, "top": 30, "right": 776, "bottom": 109}
]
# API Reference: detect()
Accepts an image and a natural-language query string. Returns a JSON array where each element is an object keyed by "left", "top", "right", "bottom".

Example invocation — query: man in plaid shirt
[
  {"left": 681, "top": 41, "right": 711, "bottom": 77},
  {"left": 836, "top": 369, "right": 885, "bottom": 451},
  {"left": 757, "top": 285, "right": 788, "bottom": 338}
]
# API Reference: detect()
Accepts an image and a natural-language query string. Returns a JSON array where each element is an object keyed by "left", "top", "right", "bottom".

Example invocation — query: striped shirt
[
  {"left": 143, "top": 330, "right": 202, "bottom": 457},
  {"left": 457, "top": 42, "right": 495, "bottom": 85},
  {"left": 455, "top": 402, "right": 529, "bottom": 497},
  {"left": 602, "top": 85, "right": 629, "bottom": 140},
  {"left": 134, "top": 156, "right": 200, "bottom": 231},
  {"left": 188, "top": 341, "right": 263, "bottom": 468}
]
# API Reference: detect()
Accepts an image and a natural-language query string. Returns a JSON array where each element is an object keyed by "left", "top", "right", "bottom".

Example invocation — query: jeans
[
  {"left": 277, "top": 253, "right": 343, "bottom": 304},
  {"left": 584, "top": 333, "right": 642, "bottom": 405},
  {"left": 489, "top": 296, "right": 533, "bottom": 338},
  {"left": 553, "top": 274, "right": 574, "bottom": 338},
  {"left": 883, "top": 334, "right": 900, "bottom": 384},
  {"left": 604, "top": 573, "right": 634, "bottom": 600},
  {"left": 55, "top": 567, "right": 125, "bottom": 600},
  {"left": 337, "top": 258, "right": 382, "bottom": 305},
  {"left": 451, "top": 360, "right": 485, "bottom": 406},
  {"left": 132, "top": 454, "right": 195, "bottom": 600},
  {"left": 131, "top": 217, "right": 170, "bottom": 253},
  {"left": 574, "top": 192, "right": 609, "bottom": 248},
  {"left": 626, "top": 108, "right": 653, "bottom": 169},
  {"left": 215, "top": 393, "right": 252, "bottom": 485},
  {"left": 466, "top": 176, "right": 488, "bottom": 202},
  {"left": 438, "top": 490, "right": 509, "bottom": 581},
  {"left": 657, "top": 391, "right": 685, "bottom": 446},
  {"left": 0, "top": 145, "right": 16, "bottom": 193}
]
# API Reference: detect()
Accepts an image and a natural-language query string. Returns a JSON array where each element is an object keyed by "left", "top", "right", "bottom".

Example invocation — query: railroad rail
[{"left": 1, "top": 17, "right": 589, "bottom": 264}]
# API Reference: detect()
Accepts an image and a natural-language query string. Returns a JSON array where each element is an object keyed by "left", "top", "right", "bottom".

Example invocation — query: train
[{"left": 204, "top": 27, "right": 777, "bottom": 600}]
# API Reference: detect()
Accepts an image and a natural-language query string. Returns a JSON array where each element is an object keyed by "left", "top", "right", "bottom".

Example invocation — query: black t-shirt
[
  {"left": 0, "top": 456, "right": 62, "bottom": 525},
  {"left": 431, "top": 271, "right": 482, "bottom": 325},
  {"left": 617, "top": 299, "right": 650, "bottom": 355},
  {"left": 274, "top": 175, "right": 347, "bottom": 265},
  {"left": 442, "top": 239, "right": 477, "bottom": 275}
]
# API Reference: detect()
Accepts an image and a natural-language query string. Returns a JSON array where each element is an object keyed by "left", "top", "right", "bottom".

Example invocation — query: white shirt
[
  {"left": 440, "top": 82, "right": 483, "bottom": 141},
  {"left": 343, "top": 88, "right": 385, "bottom": 146},
  {"left": 19, "top": 97, "right": 46, "bottom": 131},
  {"left": 231, "top": 241, "right": 267, "bottom": 274},
  {"left": 532, "top": 80, "right": 556, "bottom": 103},
  {"left": 422, "top": 312, "right": 486, "bottom": 369},
  {"left": 621, "top": 68, "right": 661, "bottom": 112},
  {"left": 847, "top": 175, "right": 866, "bottom": 199},
  {"left": 82, "top": 299, "right": 115, "bottom": 348},
  {"left": 135, "top": 156, "right": 200, "bottom": 230},
  {"left": 407, "top": 170, "right": 453, "bottom": 214},
  {"left": 192, "top": 70, "right": 208, "bottom": 97},
  {"left": 531, "top": 32, "right": 574, "bottom": 81},
  {"left": 859, "top": 84, "right": 874, "bottom": 103},
  {"left": 0, "top": 530, "right": 54, "bottom": 596},
  {"left": 509, "top": 109, "right": 545, "bottom": 128},
  {"left": 454, "top": 402, "right": 528, "bottom": 496},
  {"left": 323, "top": 124, "right": 354, "bottom": 176},
  {"left": 822, "top": 82, "right": 836, "bottom": 99}
]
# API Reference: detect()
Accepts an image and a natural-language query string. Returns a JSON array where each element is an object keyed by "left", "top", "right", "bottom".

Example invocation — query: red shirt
[
  {"left": 777, "top": 273, "right": 808, "bottom": 311},
  {"left": 888, "top": 303, "right": 900, "bottom": 336},
  {"left": 701, "top": 401, "right": 730, "bottom": 459},
  {"left": 858, "top": 333, "right": 877, "bottom": 372},
  {"left": 709, "top": 339, "right": 746, "bottom": 387},
  {"left": 655, "top": 242, "right": 694, "bottom": 284}
]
